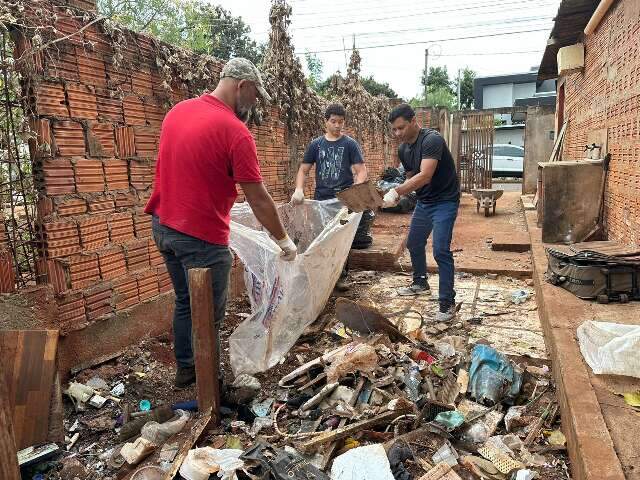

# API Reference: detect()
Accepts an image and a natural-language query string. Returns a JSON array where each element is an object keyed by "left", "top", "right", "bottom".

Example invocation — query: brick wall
[
  {"left": 18, "top": 1, "right": 396, "bottom": 333},
  {"left": 560, "top": 0, "right": 640, "bottom": 246}
]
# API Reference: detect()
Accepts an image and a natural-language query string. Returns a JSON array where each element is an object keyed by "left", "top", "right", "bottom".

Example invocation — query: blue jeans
[
  {"left": 406, "top": 200, "right": 459, "bottom": 308},
  {"left": 152, "top": 216, "right": 233, "bottom": 369}
]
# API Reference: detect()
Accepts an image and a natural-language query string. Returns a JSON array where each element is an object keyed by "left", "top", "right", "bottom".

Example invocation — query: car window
[
  {"left": 493, "top": 146, "right": 508, "bottom": 156},
  {"left": 506, "top": 146, "right": 524, "bottom": 157}
]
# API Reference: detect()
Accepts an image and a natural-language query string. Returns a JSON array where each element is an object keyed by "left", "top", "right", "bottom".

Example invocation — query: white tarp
[
  {"left": 577, "top": 320, "right": 640, "bottom": 378},
  {"left": 229, "top": 200, "right": 361, "bottom": 376}
]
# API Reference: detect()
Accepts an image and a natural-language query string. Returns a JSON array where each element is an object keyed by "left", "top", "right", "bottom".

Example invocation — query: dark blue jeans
[
  {"left": 152, "top": 216, "right": 233, "bottom": 369},
  {"left": 406, "top": 200, "right": 459, "bottom": 308}
]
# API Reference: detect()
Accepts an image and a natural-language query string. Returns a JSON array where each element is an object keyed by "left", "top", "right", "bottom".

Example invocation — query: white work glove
[
  {"left": 290, "top": 188, "right": 305, "bottom": 205},
  {"left": 276, "top": 235, "right": 297, "bottom": 261},
  {"left": 382, "top": 188, "right": 400, "bottom": 208}
]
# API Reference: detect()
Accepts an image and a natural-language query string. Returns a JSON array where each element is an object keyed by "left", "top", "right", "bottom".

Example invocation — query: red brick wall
[
  {"left": 19, "top": 2, "right": 395, "bottom": 332},
  {"left": 560, "top": 0, "right": 640, "bottom": 246}
]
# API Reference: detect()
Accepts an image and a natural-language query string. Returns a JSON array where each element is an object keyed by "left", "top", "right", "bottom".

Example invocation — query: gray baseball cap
[{"left": 221, "top": 57, "right": 271, "bottom": 102}]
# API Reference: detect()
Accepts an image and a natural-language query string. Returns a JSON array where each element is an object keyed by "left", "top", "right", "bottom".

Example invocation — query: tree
[
  {"left": 454, "top": 67, "right": 476, "bottom": 110},
  {"left": 96, "top": 0, "right": 264, "bottom": 63},
  {"left": 361, "top": 76, "right": 398, "bottom": 98},
  {"left": 410, "top": 86, "right": 457, "bottom": 110},
  {"left": 305, "top": 52, "right": 323, "bottom": 92},
  {"left": 421, "top": 65, "right": 453, "bottom": 95},
  {"left": 316, "top": 73, "right": 398, "bottom": 99}
]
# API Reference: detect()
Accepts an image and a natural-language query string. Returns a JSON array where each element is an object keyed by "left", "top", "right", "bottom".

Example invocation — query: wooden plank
[
  {"left": 188, "top": 268, "right": 220, "bottom": 426},
  {"left": 299, "top": 409, "right": 409, "bottom": 452},
  {"left": 0, "top": 375, "right": 20, "bottom": 480},
  {"left": 162, "top": 409, "right": 212, "bottom": 480},
  {"left": 0, "top": 330, "right": 59, "bottom": 450}
]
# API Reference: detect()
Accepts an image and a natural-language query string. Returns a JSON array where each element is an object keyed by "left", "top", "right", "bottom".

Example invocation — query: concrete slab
[
  {"left": 526, "top": 209, "right": 640, "bottom": 480},
  {"left": 491, "top": 232, "right": 531, "bottom": 252}
]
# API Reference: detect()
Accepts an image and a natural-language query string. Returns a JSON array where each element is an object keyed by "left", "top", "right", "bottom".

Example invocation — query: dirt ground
[
  {"left": 24, "top": 194, "right": 577, "bottom": 480},
  {"left": 412, "top": 192, "right": 532, "bottom": 278},
  {"left": 30, "top": 266, "right": 573, "bottom": 480}
]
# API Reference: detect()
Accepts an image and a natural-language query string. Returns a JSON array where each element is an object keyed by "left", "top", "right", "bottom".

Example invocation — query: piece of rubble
[
  {"left": 86, "top": 376, "right": 109, "bottom": 391},
  {"left": 331, "top": 444, "right": 396, "bottom": 480},
  {"left": 141, "top": 409, "right": 190, "bottom": 444},
  {"left": 121, "top": 437, "right": 156, "bottom": 465},
  {"left": 326, "top": 343, "right": 378, "bottom": 383},
  {"left": 301, "top": 383, "right": 338, "bottom": 411},
  {"left": 432, "top": 443, "right": 459, "bottom": 467},
  {"left": 59, "top": 457, "right": 88, "bottom": 479},
  {"left": 89, "top": 394, "right": 108, "bottom": 408},
  {"left": 419, "top": 463, "right": 463, "bottom": 480},
  {"left": 231, "top": 374, "right": 262, "bottom": 404},
  {"left": 241, "top": 441, "right": 330, "bottom": 480}
]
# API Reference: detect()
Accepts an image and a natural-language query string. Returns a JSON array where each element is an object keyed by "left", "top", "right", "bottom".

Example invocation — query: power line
[
  {"left": 288, "top": 15, "right": 553, "bottom": 48},
  {"left": 295, "top": 27, "right": 551, "bottom": 54},
  {"left": 258, "top": 0, "right": 556, "bottom": 32},
  {"left": 291, "top": 18, "right": 552, "bottom": 51}
]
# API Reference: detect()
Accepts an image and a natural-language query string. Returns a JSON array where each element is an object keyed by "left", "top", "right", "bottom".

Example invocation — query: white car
[{"left": 492, "top": 144, "right": 524, "bottom": 177}]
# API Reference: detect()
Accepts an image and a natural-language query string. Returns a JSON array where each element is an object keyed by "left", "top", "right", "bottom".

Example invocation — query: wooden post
[
  {"left": 188, "top": 268, "right": 220, "bottom": 426},
  {"left": 0, "top": 376, "right": 20, "bottom": 480}
]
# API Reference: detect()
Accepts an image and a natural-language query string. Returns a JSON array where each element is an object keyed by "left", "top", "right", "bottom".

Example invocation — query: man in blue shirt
[
  {"left": 291, "top": 103, "right": 368, "bottom": 290},
  {"left": 291, "top": 103, "right": 367, "bottom": 202},
  {"left": 383, "top": 104, "right": 460, "bottom": 322}
]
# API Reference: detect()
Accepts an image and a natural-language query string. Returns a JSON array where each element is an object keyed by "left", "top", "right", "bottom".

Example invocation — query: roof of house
[{"left": 537, "top": 0, "right": 599, "bottom": 81}]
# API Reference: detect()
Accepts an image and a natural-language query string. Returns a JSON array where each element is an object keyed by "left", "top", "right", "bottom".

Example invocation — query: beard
[{"left": 235, "top": 107, "right": 250, "bottom": 123}]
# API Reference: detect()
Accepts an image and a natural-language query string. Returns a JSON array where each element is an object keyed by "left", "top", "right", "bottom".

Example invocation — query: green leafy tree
[
  {"left": 454, "top": 67, "right": 476, "bottom": 109},
  {"left": 410, "top": 86, "right": 457, "bottom": 110},
  {"left": 421, "top": 65, "right": 453, "bottom": 94},
  {"left": 361, "top": 76, "right": 398, "bottom": 98},
  {"left": 97, "top": 0, "right": 264, "bottom": 63},
  {"left": 305, "top": 52, "right": 323, "bottom": 92}
]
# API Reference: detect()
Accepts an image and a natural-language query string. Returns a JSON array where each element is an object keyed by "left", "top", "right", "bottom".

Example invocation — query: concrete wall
[
  {"left": 483, "top": 83, "right": 514, "bottom": 109},
  {"left": 559, "top": 0, "right": 640, "bottom": 246},
  {"left": 9, "top": 0, "right": 397, "bottom": 371},
  {"left": 495, "top": 128, "right": 525, "bottom": 147},
  {"left": 513, "top": 82, "right": 536, "bottom": 102},
  {"left": 522, "top": 105, "right": 556, "bottom": 194}
]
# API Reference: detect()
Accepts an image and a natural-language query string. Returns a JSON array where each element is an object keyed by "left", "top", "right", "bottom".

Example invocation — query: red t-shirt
[{"left": 144, "top": 95, "right": 262, "bottom": 245}]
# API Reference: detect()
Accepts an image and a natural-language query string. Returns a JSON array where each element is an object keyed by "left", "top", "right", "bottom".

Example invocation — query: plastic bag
[
  {"left": 179, "top": 448, "right": 244, "bottom": 480},
  {"left": 141, "top": 409, "right": 190, "bottom": 444},
  {"left": 577, "top": 320, "right": 640, "bottom": 377},
  {"left": 229, "top": 200, "right": 361, "bottom": 375},
  {"left": 469, "top": 344, "right": 523, "bottom": 405}
]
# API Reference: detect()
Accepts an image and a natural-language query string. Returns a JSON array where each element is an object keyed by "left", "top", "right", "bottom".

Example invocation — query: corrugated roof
[{"left": 538, "top": 0, "right": 599, "bottom": 81}]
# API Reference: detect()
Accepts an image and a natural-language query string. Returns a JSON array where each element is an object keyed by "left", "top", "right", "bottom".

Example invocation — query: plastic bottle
[{"left": 404, "top": 365, "right": 422, "bottom": 402}]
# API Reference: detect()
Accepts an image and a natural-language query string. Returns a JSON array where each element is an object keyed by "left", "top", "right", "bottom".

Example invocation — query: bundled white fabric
[
  {"left": 577, "top": 320, "right": 640, "bottom": 378},
  {"left": 229, "top": 200, "right": 361, "bottom": 376}
]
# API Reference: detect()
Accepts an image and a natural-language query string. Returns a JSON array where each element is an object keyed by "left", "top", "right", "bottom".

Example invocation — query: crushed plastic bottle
[{"left": 404, "top": 365, "right": 422, "bottom": 402}]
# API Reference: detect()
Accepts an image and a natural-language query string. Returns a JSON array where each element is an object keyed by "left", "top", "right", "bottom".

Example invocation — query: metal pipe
[{"left": 584, "top": 0, "right": 615, "bottom": 35}]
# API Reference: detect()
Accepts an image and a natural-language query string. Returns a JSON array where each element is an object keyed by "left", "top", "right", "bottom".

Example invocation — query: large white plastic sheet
[
  {"left": 577, "top": 320, "right": 640, "bottom": 378},
  {"left": 229, "top": 200, "right": 362, "bottom": 376}
]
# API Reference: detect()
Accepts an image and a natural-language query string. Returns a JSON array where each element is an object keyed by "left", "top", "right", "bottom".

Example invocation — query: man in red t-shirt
[{"left": 145, "top": 58, "right": 297, "bottom": 388}]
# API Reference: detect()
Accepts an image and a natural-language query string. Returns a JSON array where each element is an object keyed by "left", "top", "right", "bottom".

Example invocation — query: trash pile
[
  {"left": 29, "top": 281, "right": 567, "bottom": 480},
  {"left": 378, "top": 167, "right": 417, "bottom": 214}
]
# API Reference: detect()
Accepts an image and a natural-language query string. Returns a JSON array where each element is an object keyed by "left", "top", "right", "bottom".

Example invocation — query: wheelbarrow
[{"left": 471, "top": 188, "right": 504, "bottom": 217}]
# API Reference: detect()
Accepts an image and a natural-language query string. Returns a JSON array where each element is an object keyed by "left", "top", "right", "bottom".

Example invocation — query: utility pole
[
  {"left": 342, "top": 37, "right": 348, "bottom": 69},
  {"left": 457, "top": 68, "right": 462, "bottom": 110},
  {"left": 424, "top": 48, "right": 429, "bottom": 106}
]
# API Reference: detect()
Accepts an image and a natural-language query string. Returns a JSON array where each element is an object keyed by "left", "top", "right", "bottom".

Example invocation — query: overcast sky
[{"left": 210, "top": 0, "right": 561, "bottom": 100}]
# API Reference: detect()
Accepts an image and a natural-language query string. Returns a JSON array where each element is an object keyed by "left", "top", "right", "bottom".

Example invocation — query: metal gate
[
  {"left": 0, "top": 31, "right": 38, "bottom": 289},
  {"left": 452, "top": 112, "right": 494, "bottom": 192}
]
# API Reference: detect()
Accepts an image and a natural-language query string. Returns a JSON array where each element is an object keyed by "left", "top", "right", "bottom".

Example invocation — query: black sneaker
[
  {"left": 174, "top": 365, "right": 196, "bottom": 389},
  {"left": 397, "top": 282, "right": 431, "bottom": 296}
]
